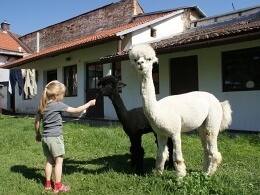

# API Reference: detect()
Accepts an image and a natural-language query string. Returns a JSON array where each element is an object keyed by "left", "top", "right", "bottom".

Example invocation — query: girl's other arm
[
  {"left": 34, "top": 113, "right": 41, "bottom": 135},
  {"left": 34, "top": 113, "right": 42, "bottom": 142}
]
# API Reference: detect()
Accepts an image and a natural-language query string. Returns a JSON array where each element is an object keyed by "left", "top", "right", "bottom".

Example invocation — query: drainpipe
[
  {"left": 114, "top": 35, "right": 124, "bottom": 78},
  {"left": 117, "top": 35, "right": 124, "bottom": 55}
]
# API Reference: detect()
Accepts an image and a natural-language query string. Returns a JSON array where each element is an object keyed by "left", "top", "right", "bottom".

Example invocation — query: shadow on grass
[
  {"left": 10, "top": 154, "right": 170, "bottom": 181},
  {"left": 63, "top": 153, "right": 156, "bottom": 176},
  {"left": 10, "top": 165, "right": 45, "bottom": 185}
]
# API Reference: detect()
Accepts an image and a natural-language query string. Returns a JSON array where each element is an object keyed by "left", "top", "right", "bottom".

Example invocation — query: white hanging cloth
[
  {"left": 23, "top": 69, "right": 37, "bottom": 98},
  {"left": 0, "top": 68, "right": 12, "bottom": 94}
]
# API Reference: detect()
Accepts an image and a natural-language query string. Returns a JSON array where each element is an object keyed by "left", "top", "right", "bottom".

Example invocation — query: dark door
[
  {"left": 86, "top": 64, "right": 104, "bottom": 118},
  {"left": 170, "top": 55, "right": 198, "bottom": 95}
]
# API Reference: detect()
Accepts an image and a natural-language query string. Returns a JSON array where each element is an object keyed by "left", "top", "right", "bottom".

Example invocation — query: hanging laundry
[
  {"left": 23, "top": 69, "right": 37, "bottom": 98},
  {"left": 9, "top": 69, "right": 23, "bottom": 95},
  {"left": 30, "top": 69, "right": 37, "bottom": 95},
  {"left": 0, "top": 68, "right": 10, "bottom": 82},
  {"left": 0, "top": 68, "right": 12, "bottom": 93}
]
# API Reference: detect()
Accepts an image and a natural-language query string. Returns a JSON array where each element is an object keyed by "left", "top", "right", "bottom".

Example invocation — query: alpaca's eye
[
  {"left": 134, "top": 59, "right": 137, "bottom": 62},
  {"left": 147, "top": 58, "right": 151, "bottom": 61}
]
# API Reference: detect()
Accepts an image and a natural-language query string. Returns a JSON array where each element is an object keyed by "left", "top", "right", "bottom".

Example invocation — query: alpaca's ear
[
  {"left": 153, "top": 56, "right": 158, "bottom": 64},
  {"left": 118, "top": 81, "right": 127, "bottom": 89}
]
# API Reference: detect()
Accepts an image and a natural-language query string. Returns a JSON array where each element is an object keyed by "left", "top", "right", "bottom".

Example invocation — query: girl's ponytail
[{"left": 38, "top": 88, "right": 48, "bottom": 114}]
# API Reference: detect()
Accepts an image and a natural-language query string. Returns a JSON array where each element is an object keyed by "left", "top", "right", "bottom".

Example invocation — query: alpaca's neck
[
  {"left": 140, "top": 73, "right": 158, "bottom": 115},
  {"left": 109, "top": 92, "right": 128, "bottom": 123}
]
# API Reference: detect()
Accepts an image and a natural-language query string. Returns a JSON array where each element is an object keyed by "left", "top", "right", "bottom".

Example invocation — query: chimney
[{"left": 1, "top": 21, "right": 10, "bottom": 31}]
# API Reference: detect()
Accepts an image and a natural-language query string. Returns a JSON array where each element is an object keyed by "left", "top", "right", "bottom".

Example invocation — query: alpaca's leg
[
  {"left": 130, "top": 136, "right": 144, "bottom": 175},
  {"left": 155, "top": 134, "right": 168, "bottom": 174},
  {"left": 206, "top": 131, "right": 222, "bottom": 175},
  {"left": 198, "top": 127, "right": 222, "bottom": 175},
  {"left": 155, "top": 133, "right": 174, "bottom": 169},
  {"left": 171, "top": 133, "right": 186, "bottom": 177},
  {"left": 129, "top": 145, "right": 136, "bottom": 168},
  {"left": 198, "top": 127, "right": 210, "bottom": 171},
  {"left": 135, "top": 146, "right": 144, "bottom": 175}
]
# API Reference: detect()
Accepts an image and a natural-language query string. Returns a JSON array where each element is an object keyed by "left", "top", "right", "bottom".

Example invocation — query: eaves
[
  {"left": 100, "top": 19, "right": 260, "bottom": 63},
  {"left": 1, "top": 35, "right": 119, "bottom": 69},
  {"left": 155, "top": 29, "right": 260, "bottom": 55}
]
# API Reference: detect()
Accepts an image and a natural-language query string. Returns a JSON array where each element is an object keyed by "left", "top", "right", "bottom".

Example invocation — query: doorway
[
  {"left": 170, "top": 55, "right": 198, "bottom": 95},
  {"left": 86, "top": 64, "right": 104, "bottom": 118}
]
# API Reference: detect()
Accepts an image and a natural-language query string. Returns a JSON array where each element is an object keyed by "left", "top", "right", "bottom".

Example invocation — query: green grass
[{"left": 0, "top": 114, "right": 259, "bottom": 194}]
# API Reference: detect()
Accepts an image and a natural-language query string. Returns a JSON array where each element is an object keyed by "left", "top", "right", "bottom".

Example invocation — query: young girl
[{"left": 34, "top": 80, "right": 96, "bottom": 193}]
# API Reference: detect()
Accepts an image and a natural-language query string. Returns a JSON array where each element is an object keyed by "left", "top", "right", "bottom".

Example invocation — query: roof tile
[{"left": 0, "top": 31, "right": 26, "bottom": 53}]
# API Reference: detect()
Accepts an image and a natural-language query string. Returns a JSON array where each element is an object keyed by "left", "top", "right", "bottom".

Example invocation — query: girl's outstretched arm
[{"left": 66, "top": 99, "right": 96, "bottom": 114}]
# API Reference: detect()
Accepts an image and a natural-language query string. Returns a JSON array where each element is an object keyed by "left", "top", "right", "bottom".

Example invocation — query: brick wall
[{"left": 19, "top": 0, "right": 144, "bottom": 52}]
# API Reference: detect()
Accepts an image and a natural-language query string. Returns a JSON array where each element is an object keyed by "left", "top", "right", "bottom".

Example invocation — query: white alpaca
[{"left": 129, "top": 44, "right": 232, "bottom": 177}]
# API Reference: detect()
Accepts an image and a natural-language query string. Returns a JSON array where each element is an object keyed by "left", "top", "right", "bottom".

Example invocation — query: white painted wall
[
  {"left": 14, "top": 42, "right": 117, "bottom": 117},
  {"left": 102, "top": 40, "right": 260, "bottom": 132},
  {"left": 132, "top": 15, "right": 184, "bottom": 45}
]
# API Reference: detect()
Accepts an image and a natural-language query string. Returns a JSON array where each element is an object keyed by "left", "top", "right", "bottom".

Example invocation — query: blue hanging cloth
[{"left": 9, "top": 69, "right": 23, "bottom": 95}]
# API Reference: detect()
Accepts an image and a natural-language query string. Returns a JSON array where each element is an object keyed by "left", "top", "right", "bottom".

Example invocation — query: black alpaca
[{"left": 98, "top": 75, "right": 173, "bottom": 175}]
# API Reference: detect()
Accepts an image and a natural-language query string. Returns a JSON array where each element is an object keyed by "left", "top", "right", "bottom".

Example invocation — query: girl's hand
[
  {"left": 89, "top": 99, "right": 96, "bottom": 106},
  {"left": 35, "top": 134, "right": 42, "bottom": 142}
]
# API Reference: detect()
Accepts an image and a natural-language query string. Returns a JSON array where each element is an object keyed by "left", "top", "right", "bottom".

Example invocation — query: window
[
  {"left": 64, "top": 65, "right": 77, "bottom": 96},
  {"left": 47, "top": 69, "right": 57, "bottom": 83},
  {"left": 150, "top": 28, "right": 157, "bottom": 38},
  {"left": 112, "top": 62, "right": 121, "bottom": 80},
  {"left": 153, "top": 62, "right": 159, "bottom": 94},
  {"left": 222, "top": 47, "right": 260, "bottom": 92},
  {"left": 112, "top": 62, "right": 122, "bottom": 92}
]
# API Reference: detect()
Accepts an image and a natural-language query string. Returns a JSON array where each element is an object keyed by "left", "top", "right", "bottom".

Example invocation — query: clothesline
[{"left": 0, "top": 68, "right": 37, "bottom": 97}]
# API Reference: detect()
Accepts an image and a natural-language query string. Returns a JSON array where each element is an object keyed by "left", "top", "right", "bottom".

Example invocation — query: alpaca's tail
[{"left": 220, "top": 100, "right": 232, "bottom": 131}]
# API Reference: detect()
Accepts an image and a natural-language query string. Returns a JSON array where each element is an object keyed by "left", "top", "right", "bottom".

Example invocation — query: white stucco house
[{"left": 1, "top": 0, "right": 260, "bottom": 132}]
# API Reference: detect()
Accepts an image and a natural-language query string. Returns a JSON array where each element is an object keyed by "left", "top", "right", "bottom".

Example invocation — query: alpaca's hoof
[
  {"left": 175, "top": 161, "right": 186, "bottom": 177},
  {"left": 155, "top": 168, "right": 164, "bottom": 175},
  {"left": 176, "top": 168, "right": 186, "bottom": 178},
  {"left": 205, "top": 152, "right": 222, "bottom": 175},
  {"left": 205, "top": 164, "right": 218, "bottom": 175},
  {"left": 135, "top": 169, "right": 144, "bottom": 176}
]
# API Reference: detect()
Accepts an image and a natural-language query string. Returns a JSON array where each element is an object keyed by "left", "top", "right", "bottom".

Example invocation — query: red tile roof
[
  {"left": 2, "top": 12, "right": 171, "bottom": 68},
  {"left": 0, "top": 30, "right": 27, "bottom": 53}
]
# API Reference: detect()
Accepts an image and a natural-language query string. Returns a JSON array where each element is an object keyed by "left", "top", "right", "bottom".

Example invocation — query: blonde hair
[{"left": 38, "top": 80, "right": 66, "bottom": 114}]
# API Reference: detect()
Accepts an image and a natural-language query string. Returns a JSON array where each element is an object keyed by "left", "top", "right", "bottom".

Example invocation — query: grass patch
[{"left": 0, "top": 115, "right": 259, "bottom": 194}]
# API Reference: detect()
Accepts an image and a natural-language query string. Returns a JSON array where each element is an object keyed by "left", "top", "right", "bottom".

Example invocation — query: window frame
[
  {"left": 222, "top": 46, "right": 260, "bottom": 92},
  {"left": 153, "top": 62, "right": 159, "bottom": 94},
  {"left": 64, "top": 65, "right": 77, "bottom": 97}
]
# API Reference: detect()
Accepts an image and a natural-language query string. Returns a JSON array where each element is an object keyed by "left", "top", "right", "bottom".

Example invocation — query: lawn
[{"left": 0, "top": 115, "right": 259, "bottom": 194}]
